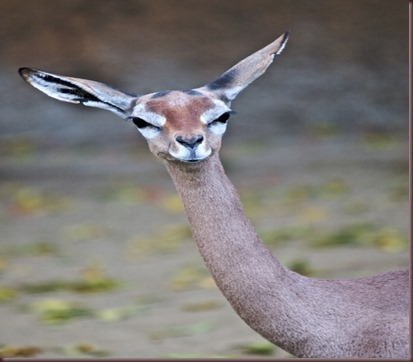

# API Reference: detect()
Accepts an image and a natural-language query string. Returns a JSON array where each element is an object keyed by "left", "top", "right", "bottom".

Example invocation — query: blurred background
[{"left": 0, "top": 0, "right": 409, "bottom": 358}]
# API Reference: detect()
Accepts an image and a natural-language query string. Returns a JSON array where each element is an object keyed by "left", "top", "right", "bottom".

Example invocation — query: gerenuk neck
[
  {"left": 165, "top": 153, "right": 320, "bottom": 355},
  {"left": 164, "top": 153, "right": 409, "bottom": 358}
]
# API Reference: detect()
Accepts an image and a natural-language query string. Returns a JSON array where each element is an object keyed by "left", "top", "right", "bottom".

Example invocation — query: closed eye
[
  {"left": 131, "top": 117, "right": 160, "bottom": 130},
  {"left": 208, "top": 111, "right": 232, "bottom": 127},
  {"left": 207, "top": 111, "right": 233, "bottom": 135}
]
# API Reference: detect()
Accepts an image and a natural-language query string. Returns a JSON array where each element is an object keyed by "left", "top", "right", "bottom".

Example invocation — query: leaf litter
[
  {"left": 126, "top": 224, "right": 191, "bottom": 261},
  {"left": 311, "top": 223, "right": 408, "bottom": 252},
  {"left": 18, "top": 263, "right": 120, "bottom": 294},
  {"left": 148, "top": 321, "right": 214, "bottom": 342},
  {"left": 169, "top": 264, "right": 216, "bottom": 291}
]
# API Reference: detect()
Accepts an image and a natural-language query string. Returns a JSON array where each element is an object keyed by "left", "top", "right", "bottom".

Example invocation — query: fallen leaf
[
  {"left": 0, "top": 241, "right": 60, "bottom": 258},
  {"left": 373, "top": 227, "right": 407, "bottom": 253},
  {"left": 7, "top": 187, "right": 71, "bottom": 216},
  {"left": 19, "top": 265, "right": 119, "bottom": 294},
  {"left": 95, "top": 305, "right": 145, "bottom": 322},
  {"left": 30, "top": 298, "right": 94, "bottom": 324},
  {"left": 198, "top": 276, "right": 218, "bottom": 290},
  {"left": 311, "top": 223, "right": 375, "bottom": 248},
  {"left": 59, "top": 343, "right": 110, "bottom": 357},
  {"left": 149, "top": 321, "right": 214, "bottom": 342},
  {"left": 0, "top": 287, "right": 18, "bottom": 302},
  {"left": 169, "top": 264, "right": 210, "bottom": 291},
  {"left": 0, "top": 255, "right": 7, "bottom": 271},
  {"left": 286, "top": 259, "right": 315, "bottom": 276},
  {"left": 320, "top": 178, "right": 349, "bottom": 196},
  {"left": 62, "top": 223, "right": 108, "bottom": 242},
  {"left": 311, "top": 223, "right": 407, "bottom": 252},
  {"left": 0, "top": 345, "right": 42, "bottom": 357},
  {"left": 299, "top": 206, "right": 328, "bottom": 223},
  {"left": 0, "top": 137, "right": 37, "bottom": 158},
  {"left": 239, "top": 341, "right": 275, "bottom": 355},
  {"left": 126, "top": 224, "right": 191, "bottom": 261},
  {"left": 158, "top": 194, "right": 185, "bottom": 213},
  {"left": 260, "top": 225, "right": 314, "bottom": 246},
  {"left": 181, "top": 300, "right": 222, "bottom": 312}
]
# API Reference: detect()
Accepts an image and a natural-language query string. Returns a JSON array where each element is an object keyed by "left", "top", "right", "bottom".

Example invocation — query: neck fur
[
  {"left": 164, "top": 153, "right": 408, "bottom": 358},
  {"left": 165, "top": 154, "right": 315, "bottom": 354}
]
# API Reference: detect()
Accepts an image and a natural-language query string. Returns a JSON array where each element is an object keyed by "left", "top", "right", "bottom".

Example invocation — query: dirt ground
[
  {"left": 0, "top": 0, "right": 409, "bottom": 359},
  {"left": 0, "top": 134, "right": 409, "bottom": 358}
]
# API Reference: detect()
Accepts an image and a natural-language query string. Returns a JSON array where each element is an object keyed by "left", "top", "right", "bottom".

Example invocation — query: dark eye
[
  {"left": 132, "top": 117, "right": 159, "bottom": 130},
  {"left": 211, "top": 112, "right": 231, "bottom": 125}
]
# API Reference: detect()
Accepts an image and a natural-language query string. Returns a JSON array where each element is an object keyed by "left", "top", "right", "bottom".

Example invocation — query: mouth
[
  {"left": 168, "top": 148, "right": 212, "bottom": 163},
  {"left": 181, "top": 155, "right": 209, "bottom": 163}
]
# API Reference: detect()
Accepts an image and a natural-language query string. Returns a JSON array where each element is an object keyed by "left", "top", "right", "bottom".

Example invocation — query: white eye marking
[
  {"left": 131, "top": 104, "right": 166, "bottom": 127},
  {"left": 130, "top": 117, "right": 161, "bottom": 139},
  {"left": 207, "top": 111, "right": 231, "bottom": 135},
  {"left": 138, "top": 126, "right": 161, "bottom": 139},
  {"left": 208, "top": 121, "right": 227, "bottom": 135},
  {"left": 200, "top": 100, "right": 231, "bottom": 124}
]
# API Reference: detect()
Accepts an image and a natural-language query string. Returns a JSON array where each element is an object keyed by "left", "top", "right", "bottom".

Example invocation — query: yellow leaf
[
  {"left": 0, "top": 287, "right": 18, "bottom": 302},
  {"left": 169, "top": 265, "right": 209, "bottom": 291},
  {"left": 62, "top": 223, "right": 107, "bottom": 242},
  {"left": 7, "top": 187, "right": 71, "bottom": 216},
  {"left": 182, "top": 300, "right": 222, "bottom": 312},
  {"left": 159, "top": 194, "right": 185, "bottom": 214},
  {"left": 299, "top": 206, "right": 328, "bottom": 223},
  {"left": 374, "top": 228, "right": 408, "bottom": 253},
  {"left": 198, "top": 276, "right": 217, "bottom": 289},
  {"left": 0, "top": 345, "right": 42, "bottom": 358}
]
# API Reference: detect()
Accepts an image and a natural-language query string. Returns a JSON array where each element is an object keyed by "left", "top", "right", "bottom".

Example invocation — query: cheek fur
[
  {"left": 137, "top": 126, "right": 161, "bottom": 139},
  {"left": 208, "top": 122, "right": 228, "bottom": 135}
]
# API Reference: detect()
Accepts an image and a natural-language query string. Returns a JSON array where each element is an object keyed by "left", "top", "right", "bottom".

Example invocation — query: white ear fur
[
  {"left": 198, "top": 31, "right": 289, "bottom": 103},
  {"left": 19, "top": 68, "right": 136, "bottom": 118}
]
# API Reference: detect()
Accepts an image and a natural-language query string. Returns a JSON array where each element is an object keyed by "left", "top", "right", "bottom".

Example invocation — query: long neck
[
  {"left": 165, "top": 154, "right": 324, "bottom": 355},
  {"left": 165, "top": 153, "right": 408, "bottom": 358}
]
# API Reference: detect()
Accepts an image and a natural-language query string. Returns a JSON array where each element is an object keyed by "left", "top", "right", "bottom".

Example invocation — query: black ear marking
[
  {"left": 40, "top": 73, "right": 126, "bottom": 114},
  {"left": 151, "top": 90, "right": 172, "bottom": 99},
  {"left": 206, "top": 69, "right": 238, "bottom": 91},
  {"left": 182, "top": 89, "right": 202, "bottom": 96}
]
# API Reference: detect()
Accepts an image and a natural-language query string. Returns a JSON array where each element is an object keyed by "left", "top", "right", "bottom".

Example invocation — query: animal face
[{"left": 129, "top": 90, "right": 232, "bottom": 162}]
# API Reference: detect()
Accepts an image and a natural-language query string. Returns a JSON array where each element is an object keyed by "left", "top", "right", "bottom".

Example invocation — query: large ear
[
  {"left": 18, "top": 68, "right": 136, "bottom": 118},
  {"left": 198, "top": 31, "right": 289, "bottom": 103}
]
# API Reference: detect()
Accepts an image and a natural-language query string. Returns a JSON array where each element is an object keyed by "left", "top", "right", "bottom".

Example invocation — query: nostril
[{"left": 176, "top": 135, "right": 204, "bottom": 149}]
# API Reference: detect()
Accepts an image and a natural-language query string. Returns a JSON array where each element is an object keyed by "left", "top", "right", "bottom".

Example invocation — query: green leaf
[
  {"left": 240, "top": 341, "right": 275, "bottom": 355},
  {"left": 30, "top": 299, "right": 94, "bottom": 324},
  {"left": 59, "top": 343, "right": 110, "bottom": 357},
  {"left": 149, "top": 321, "right": 214, "bottom": 341}
]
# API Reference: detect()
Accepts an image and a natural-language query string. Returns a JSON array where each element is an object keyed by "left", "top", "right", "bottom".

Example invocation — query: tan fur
[{"left": 18, "top": 32, "right": 409, "bottom": 358}]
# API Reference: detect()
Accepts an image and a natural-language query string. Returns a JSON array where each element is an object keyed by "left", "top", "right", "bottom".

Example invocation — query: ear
[
  {"left": 18, "top": 68, "right": 136, "bottom": 118},
  {"left": 199, "top": 31, "right": 289, "bottom": 103}
]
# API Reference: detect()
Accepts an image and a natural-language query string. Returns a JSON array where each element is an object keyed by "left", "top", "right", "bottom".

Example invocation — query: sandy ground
[{"left": 0, "top": 133, "right": 408, "bottom": 358}]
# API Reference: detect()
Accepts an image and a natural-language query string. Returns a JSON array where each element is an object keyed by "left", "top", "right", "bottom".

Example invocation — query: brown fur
[
  {"left": 166, "top": 154, "right": 409, "bottom": 358},
  {"left": 19, "top": 32, "right": 409, "bottom": 358}
]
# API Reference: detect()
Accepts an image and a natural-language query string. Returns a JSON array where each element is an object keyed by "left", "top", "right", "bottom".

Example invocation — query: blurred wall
[{"left": 0, "top": 0, "right": 408, "bottom": 147}]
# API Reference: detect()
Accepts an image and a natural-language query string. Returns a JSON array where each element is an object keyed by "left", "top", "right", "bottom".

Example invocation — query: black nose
[{"left": 176, "top": 135, "right": 204, "bottom": 149}]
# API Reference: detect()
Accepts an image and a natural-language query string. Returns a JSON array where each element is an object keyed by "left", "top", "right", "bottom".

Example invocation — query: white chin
[{"left": 169, "top": 148, "right": 212, "bottom": 163}]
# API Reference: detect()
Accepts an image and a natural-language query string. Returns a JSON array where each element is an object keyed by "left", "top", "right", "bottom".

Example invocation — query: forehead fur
[{"left": 145, "top": 91, "right": 215, "bottom": 127}]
